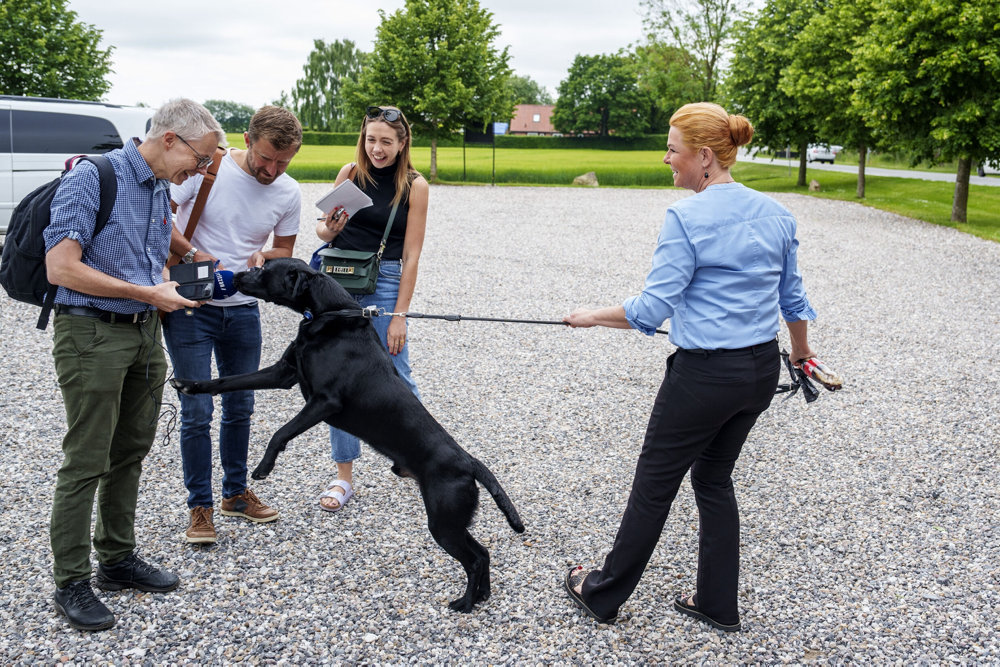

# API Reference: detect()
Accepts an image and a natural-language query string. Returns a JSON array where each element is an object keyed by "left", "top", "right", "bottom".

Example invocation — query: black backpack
[{"left": 0, "top": 155, "right": 117, "bottom": 330}]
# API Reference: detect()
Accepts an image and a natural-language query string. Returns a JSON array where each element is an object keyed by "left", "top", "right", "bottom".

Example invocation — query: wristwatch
[{"left": 181, "top": 247, "right": 198, "bottom": 264}]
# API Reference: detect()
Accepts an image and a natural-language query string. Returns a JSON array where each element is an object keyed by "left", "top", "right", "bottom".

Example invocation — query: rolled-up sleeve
[
  {"left": 45, "top": 162, "right": 101, "bottom": 251},
  {"left": 624, "top": 209, "right": 695, "bottom": 336},
  {"left": 778, "top": 236, "right": 817, "bottom": 322}
]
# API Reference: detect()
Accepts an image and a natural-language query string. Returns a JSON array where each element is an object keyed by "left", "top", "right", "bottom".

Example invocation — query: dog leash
[
  {"left": 301, "top": 309, "right": 837, "bottom": 402},
  {"left": 394, "top": 308, "right": 670, "bottom": 336},
  {"left": 301, "top": 306, "right": 670, "bottom": 334}
]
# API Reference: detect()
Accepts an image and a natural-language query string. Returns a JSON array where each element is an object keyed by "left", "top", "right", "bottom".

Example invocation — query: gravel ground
[{"left": 1, "top": 183, "right": 998, "bottom": 664}]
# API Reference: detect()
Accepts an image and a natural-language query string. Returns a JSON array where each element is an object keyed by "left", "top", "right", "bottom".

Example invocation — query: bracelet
[{"left": 181, "top": 247, "right": 198, "bottom": 264}]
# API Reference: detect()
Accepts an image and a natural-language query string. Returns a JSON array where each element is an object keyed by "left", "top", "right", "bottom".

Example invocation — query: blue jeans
[
  {"left": 163, "top": 303, "right": 262, "bottom": 508},
  {"left": 330, "top": 260, "right": 421, "bottom": 462}
]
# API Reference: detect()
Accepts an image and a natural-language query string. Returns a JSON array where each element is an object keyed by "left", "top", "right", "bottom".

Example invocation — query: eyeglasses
[
  {"left": 176, "top": 134, "right": 214, "bottom": 169},
  {"left": 366, "top": 106, "right": 402, "bottom": 122}
]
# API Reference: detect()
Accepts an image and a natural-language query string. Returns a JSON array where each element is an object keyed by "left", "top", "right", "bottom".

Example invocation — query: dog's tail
[{"left": 472, "top": 458, "right": 525, "bottom": 533}]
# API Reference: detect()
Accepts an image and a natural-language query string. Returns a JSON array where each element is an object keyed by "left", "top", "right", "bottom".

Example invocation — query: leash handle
[{"left": 404, "top": 311, "right": 462, "bottom": 321}]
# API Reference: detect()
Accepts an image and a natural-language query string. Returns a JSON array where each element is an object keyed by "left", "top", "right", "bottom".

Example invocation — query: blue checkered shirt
[{"left": 44, "top": 139, "right": 173, "bottom": 313}]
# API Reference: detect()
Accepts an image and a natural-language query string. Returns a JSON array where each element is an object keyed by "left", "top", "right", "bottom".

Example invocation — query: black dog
[{"left": 170, "top": 258, "right": 524, "bottom": 612}]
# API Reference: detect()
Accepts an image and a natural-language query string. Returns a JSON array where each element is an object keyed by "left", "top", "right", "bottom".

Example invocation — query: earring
[{"left": 704, "top": 171, "right": 710, "bottom": 179}]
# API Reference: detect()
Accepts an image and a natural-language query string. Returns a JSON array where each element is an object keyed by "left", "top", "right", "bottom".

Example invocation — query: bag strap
[
  {"left": 375, "top": 201, "right": 400, "bottom": 261},
  {"left": 80, "top": 155, "right": 118, "bottom": 237},
  {"left": 185, "top": 146, "right": 226, "bottom": 239},
  {"left": 326, "top": 163, "right": 398, "bottom": 259},
  {"left": 37, "top": 155, "right": 117, "bottom": 330},
  {"left": 167, "top": 146, "right": 226, "bottom": 264}
]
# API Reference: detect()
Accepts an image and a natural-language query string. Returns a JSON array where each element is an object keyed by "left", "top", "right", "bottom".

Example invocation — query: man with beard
[{"left": 164, "top": 105, "right": 302, "bottom": 544}]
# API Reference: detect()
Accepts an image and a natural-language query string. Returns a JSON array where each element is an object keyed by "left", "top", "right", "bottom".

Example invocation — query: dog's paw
[
  {"left": 448, "top": 597, "right": 476, "bottom": 613},
  {"left": 252, "top": 455, "right": 276, "bottom": 480}
]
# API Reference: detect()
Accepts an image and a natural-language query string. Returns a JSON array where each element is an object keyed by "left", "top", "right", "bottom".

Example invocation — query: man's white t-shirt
[{"left": 171, "top": 149, "right": 301, "bottom": 306}]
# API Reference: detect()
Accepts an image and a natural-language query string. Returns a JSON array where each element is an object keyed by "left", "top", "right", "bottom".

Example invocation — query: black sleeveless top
[{"left": 333, "top": 164, "right": 410, "bottom": 260}]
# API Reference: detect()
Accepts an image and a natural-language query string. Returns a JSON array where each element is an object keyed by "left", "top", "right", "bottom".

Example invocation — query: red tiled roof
[{"left": 508, "top": 104, "right": 556, "bottom": 135}]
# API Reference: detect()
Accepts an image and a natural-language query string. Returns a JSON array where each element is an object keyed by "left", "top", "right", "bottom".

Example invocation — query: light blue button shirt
[{"left": 624, "top": 182, "right": 816, "bottom": 350}]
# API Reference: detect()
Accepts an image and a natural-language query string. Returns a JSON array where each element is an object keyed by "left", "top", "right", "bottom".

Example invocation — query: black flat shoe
[
  {"left": 54, "top": 580, "right": 116, "bottom": 631},
  {"left": 564, "top": 566, "right": 617, "bottom": 624},
  {"left": 95, "top": 553, "right": 179, "bottom": 593},
  {"left": 673, "top": 595, "right": 741, "bottom": 632}
]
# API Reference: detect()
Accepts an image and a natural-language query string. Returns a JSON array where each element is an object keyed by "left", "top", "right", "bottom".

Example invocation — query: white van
[{"left": 0, "top": 95, "right": 155, "bottom": 238}]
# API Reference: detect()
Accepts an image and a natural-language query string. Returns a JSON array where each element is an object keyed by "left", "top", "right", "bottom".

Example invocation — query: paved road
[{"left": 738, "top": 151, "right": 1000, "bottom": 187}]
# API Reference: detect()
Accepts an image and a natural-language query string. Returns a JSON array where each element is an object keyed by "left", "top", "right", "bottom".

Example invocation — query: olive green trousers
[{"left": 49, "top": 313, "right": 166, "bottom": 588}]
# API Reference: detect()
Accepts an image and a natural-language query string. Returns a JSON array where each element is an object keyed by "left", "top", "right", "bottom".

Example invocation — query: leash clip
[{"left": 361, "top": 305, "right": 382, "bottom": 319}]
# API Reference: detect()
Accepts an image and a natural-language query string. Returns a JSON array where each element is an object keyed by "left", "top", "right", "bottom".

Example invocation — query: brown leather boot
[{"left": 185, "top": 506, "right": 217, "bottom": 544}]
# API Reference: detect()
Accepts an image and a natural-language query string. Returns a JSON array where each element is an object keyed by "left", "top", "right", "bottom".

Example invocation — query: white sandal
[{"left": 318, "top": 480, "right": 354, "bottom": 512}]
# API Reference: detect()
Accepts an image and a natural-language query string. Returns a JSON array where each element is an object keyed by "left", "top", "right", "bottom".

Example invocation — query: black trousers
[{"left": 581, "top": 339, "right": 780, "bottom": 623}]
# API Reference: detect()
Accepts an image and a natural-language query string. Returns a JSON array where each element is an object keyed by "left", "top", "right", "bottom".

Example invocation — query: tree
[
  {"left": 0, "top": 0, "right": 113, "bottom": 100},
  {"left": 640, "top": 0, "right": 750, "bottom": 102},
  {"left": 291, "top": 39, "right": 368, "bottom": 132},
  {"left": 634, "top": 41, "right": 703, "bottom": 120},
  {"left": 781, "top": 0, "right": 878, "bottom": 197},
  {"left": 344, "top": 0, "right": 513, "bottom": 181},
  {"left": 723, "top": 0, "right": 826, "bottom": 186},
  {"left": 853, "top": 0, "right": 1000, "bottom": 223},
  {"left": 552, "top": 52, "right": 654, "bottom": 138},
  {"left": 203, "top": 100, "right": 256, "bottom": 133},
  {"left": 509, "top": 74, "right": 553, "bottom": 105},
  {"left": 272, "top": 90, "right": 291, "bottom": 109}
]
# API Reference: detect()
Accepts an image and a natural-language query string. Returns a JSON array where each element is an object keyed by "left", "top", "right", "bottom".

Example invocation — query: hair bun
[{"left": 728, "top": 115, "right": 754, "bottom": 147}]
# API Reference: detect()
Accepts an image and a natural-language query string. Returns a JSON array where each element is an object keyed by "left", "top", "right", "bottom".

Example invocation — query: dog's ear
[{"left": 289, "top": 268, "right": 311, "bottom": 302}]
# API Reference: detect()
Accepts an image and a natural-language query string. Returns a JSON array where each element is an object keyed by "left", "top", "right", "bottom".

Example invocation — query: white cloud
[{"left": 67, "top": 0, "right": 645, "bottom": 107}]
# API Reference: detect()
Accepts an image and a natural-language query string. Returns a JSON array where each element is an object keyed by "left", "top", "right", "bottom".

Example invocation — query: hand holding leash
[
  {"left": 797, "top": 357, "right": 843, "bottom": 391},
  {"left": 777, "top": 350, "right": 844, "bottom": 403}
]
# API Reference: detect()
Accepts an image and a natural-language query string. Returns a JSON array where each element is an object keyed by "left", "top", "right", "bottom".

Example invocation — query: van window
[
  {"left": 0, "top": 109, "right": 10, "bottom": 152},
  {"left": 12, "top": 110, "right": 123, "bottom": 153}
]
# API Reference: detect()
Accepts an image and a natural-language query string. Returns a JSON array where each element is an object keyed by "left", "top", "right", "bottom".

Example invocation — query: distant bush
[
  {"left": 301, "top": 132, "right": 358, "bottom": 146},
  {"left": 300, "top": 131, "right": 667, "bottom": 151},
  {"left": 301, "top": 131, "right": 464, "bottom": 148},
  {"left": 496, "top": 135, "right": 668, "bottom": 151}
]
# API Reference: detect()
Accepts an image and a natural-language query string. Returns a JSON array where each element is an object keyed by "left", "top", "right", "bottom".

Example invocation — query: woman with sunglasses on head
[{"left": 314, "top": 105, "right": 429, "bottom": 512}]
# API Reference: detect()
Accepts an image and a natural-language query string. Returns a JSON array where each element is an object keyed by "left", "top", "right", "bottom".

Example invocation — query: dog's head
[{"left": 234, "top": 258, "right": 355, "bottom": 313}]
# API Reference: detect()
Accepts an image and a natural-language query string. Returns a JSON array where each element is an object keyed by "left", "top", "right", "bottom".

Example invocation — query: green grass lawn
[{"left": 248, "top": 134, "right": 1000, "bottom": 242}]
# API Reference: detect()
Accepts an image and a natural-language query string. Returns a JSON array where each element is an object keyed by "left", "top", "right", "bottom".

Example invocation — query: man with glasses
[
  {"left": 175, "top": 134, "right": 216, "bottom": 170},
  {"left": 44, "top": 98, "right": 225, "bottom": 631},
  {"left": 164, "top": 106, "right": 302, "bottom": 545}
]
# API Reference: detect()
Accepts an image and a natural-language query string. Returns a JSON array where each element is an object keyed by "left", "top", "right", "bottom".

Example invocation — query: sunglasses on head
[{"left": 366, "top": 106, "right": 402, "bottom": 122}]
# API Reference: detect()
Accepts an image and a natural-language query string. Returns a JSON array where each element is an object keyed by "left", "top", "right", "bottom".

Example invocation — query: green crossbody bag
[{"left": 318, "top": 201, "right": 400, "bottom": 295}]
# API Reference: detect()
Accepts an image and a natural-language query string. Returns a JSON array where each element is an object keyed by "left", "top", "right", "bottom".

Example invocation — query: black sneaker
[
  {"left": 94, "top": 553, "right": 180, "bottom": 593},
  {"left": 53, "top": 580, "right": 116, "bottom": 631}
]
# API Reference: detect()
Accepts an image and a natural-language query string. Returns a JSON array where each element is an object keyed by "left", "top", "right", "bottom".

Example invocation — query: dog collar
[{"left": 300, "top": 307, "right": 380, "bottom": 326}]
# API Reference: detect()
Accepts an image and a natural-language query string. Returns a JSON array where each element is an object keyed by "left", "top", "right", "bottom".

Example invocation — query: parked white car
[
  {"left": 1, "top": 95, "right": 155, "bottom": 238},
  {"left": 977, "top": 161, "right": 999, "bottom": 177},
  {"left": 806, "top": 144, "right": 843, "bottom": 164}
]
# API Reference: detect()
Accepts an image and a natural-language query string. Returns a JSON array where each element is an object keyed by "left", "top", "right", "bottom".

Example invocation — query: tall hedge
[{"left": 301, "top": 131, "right": 668, "bottom": 151}]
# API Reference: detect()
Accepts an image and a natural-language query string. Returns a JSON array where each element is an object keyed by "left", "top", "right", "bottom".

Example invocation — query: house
[{"left": 507, "top": 104, "right": 558, "bottom": 136}]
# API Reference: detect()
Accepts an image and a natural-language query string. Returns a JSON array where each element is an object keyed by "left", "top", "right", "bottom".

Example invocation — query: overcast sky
[{"left": 66, "top": 0, "right": 648, "bottom": 109}]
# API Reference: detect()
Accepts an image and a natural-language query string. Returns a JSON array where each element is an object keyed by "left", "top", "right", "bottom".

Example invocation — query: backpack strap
[
  {"left": 83, "top": 155, "right": 118, "bottom": 237},
  {"left": 36, "top": 155, "right": 118, "bottom": 330}
]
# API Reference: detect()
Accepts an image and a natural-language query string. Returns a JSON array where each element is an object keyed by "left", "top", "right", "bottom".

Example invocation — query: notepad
[{"left": 315, "top": 179, "right": 374, "bottom": 217}]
